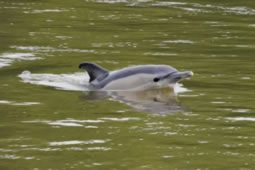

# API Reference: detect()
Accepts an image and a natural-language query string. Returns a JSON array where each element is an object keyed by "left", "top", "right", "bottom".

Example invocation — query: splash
[
  {"left": 18, "top": 70, "right": 190, "bottom": 93},
  {"left": 18, "top": 71, "right": 90, "bottom": 91}
]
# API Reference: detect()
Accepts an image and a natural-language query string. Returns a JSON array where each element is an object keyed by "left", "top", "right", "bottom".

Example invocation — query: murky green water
[{"left": 1, "top": 0, "right": 255, "bottom": 169}]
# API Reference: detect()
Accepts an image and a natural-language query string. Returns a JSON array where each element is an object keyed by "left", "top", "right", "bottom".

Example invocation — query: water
[{"left": 1, "top": 0, "right": 255, "bottom": 169}]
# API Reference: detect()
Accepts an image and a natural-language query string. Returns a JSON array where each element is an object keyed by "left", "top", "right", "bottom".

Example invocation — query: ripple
[
  {"left": 164, "top": 132, "right": 177, "bottom": 136},
  {"left": 66, "top": 147, "right": 83, "bottom": 151},
  {"left": 22, "top": 117, "right": 141, "bottom": 129},
  {"left": 87, "top": 147, "right": 111, "bottom": 151},
  {"left": 226, "top": 117, "right": 255, "bottom": 122},
  {"left": 13, "top": 102, "right": 40, "bottom": 106},
  {"left": 60, "top": 119, "right": 104, "bottom": 123},
  {"left": 0, "top": 53, "right": 41, "bottom": 68},
  {"left": 163, "top": 155, "right": 175, "bottom": 158},
  {"left": 23, "top": 147, "right": 62, "bottom": 152},
  {"left": 231, "top": 109, "right": 250, "bottom": 113},
  {"left": 241, "top": 77, "right": 251, "bottom": 80},
  {"left": 0, "top": 149, "right": 16, "bottom": 153},
  {"left": 163, "top": 40, "right": 194, "bottom": 44},
  {"left": 22, "top": 117, "right": 141, "bottom": 126},
  {"left": 92, "top": 42, "right": 137, "bottom": 48},
  {"left": 223, "top": 143, "right": 242, "bottom": 148},
  {"left": 211, "top": 101, "right": 225, "bottom": 104},
  {"left": 26, "top": 9, "right": 69, "bottom": 14},
  {"left": 144, "top": 52, "right": 177, "bottom": 56},
  {"left": 150, "top": 2, "right": 255, "bottom": 15},
  {"left": 22, "top": 119, "right": 103, "bottom": 128},
  {"left": 84, "top": 0, "right": 128, "bottom": 4},
  {"left": 11, "top": 46, "right": 94, "bottom": 53},
  {"left": 24, "top": 157, "right": 35, "bottom": 160},
  {"left": 0, "top": 100, "right": 40, "bottom": 106},
  {"left": 198, "top": 140, "right": 209, "bottom": 144},
  {"left": 55, "top": 36, "right": 72, "bottom": 40},
  {"left": 217, "top": 6, "right": 255, "bottom": 15},
  {"left": 49, "top": 140, "right": 107, "bottom": 146},
  {"left": 99, "top": 117, "right": 141, "bottom": 121},
  {"left": 48, "top": 122, "right": 84, "bottom": 127},
  {"left": 151, "top": 1, "right": 187, "bottom": 6},
  {"left": 0, "top": 154, "right": 20, "bottom": 160},
  {"left": 0, "top": 100, "right": 11, "bottom": 104}
]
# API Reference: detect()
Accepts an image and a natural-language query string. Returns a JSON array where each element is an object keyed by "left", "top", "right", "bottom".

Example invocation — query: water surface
[{"left": 1, "top": 0, "right": 255, "bottom": 169}]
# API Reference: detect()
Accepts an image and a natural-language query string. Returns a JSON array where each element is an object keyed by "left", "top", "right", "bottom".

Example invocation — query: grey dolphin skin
[{"left": 79, "top": 62, "right": 193, "bottom": 90}]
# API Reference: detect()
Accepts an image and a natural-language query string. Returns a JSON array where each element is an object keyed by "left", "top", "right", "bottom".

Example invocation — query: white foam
[
  {"left": 173, "top": 83, "right": 191, "bottom": 93},
  {"left": 19, "top": 71, "right": 90, "bottom": 91}
]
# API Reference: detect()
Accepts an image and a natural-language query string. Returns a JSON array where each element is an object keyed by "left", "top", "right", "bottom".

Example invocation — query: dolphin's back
[{"left": 92, "top": 65, "right": 177, "bottom": 89}]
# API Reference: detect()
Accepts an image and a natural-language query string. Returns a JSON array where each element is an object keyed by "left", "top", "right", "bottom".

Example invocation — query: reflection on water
[{"left": 82, "top": 88, "right": 184, "bottom": 115}]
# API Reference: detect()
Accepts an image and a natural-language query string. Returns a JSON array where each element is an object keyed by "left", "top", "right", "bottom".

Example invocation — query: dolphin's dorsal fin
[{"left": 79, "top": 62, "right": 109, "bottom": 82}]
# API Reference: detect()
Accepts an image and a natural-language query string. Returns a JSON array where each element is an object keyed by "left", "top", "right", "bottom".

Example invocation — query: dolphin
[{"left": 79, "top": 62, "right": 193, "bottom": 90}]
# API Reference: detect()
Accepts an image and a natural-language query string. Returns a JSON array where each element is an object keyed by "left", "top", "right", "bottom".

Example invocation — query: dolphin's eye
[{"left": 153, "top": 77, "right": 160, "bottom": 82}]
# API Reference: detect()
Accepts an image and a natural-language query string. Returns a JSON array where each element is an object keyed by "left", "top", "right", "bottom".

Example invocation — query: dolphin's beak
[
  {"left": 184, "top": 71, "right": 194, "bottom": 78},
  {"left": 169, "top": 71, "right": 194, "bottom": 82},
  {"left": 179, "top": 71, "right": 194, "bottom": 79}
]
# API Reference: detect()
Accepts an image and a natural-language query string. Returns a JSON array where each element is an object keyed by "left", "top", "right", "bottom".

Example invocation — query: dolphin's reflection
[{"left": 81, "top": 88, "right": 184, "bottom": 115}]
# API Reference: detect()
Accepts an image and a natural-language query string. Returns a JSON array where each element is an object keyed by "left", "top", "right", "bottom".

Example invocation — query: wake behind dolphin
[{"left": 79, "top": 62, "right": 193, "bottom": 91}]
